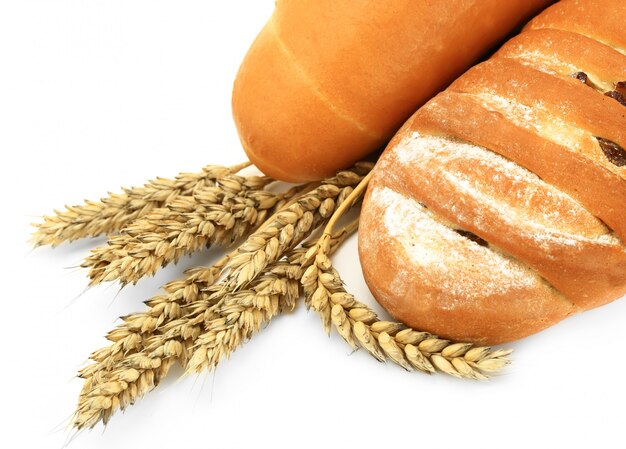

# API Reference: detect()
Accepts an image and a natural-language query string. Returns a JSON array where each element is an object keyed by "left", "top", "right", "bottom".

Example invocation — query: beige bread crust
[
  {"left": 496, "top": 28, "right": 626, "bottom": 91},
  {"left": 448, "top": 58, "right": 626, "bottom": 157},
  {"left": 359, "top": 0, "right": 626, "bottom": 344},
  {"left": 411, "top": 91, "right": 626, "bottom": 242},
  {"left": 233, "top": 0, "right": 554, "bottom": 182},
  {"left": 525, "top": 0, "right": 626, "bottom": 53},
  {"left": 359, "top": 176, "right": 574, "bottom": 346},
  {"left": 377, "top": 131, "right": 626, "bottom": 311}
]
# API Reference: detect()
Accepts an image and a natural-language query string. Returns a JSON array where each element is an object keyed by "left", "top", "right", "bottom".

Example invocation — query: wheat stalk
[{"left": 32, "top": 163, "right": 252, "bottom": 247}]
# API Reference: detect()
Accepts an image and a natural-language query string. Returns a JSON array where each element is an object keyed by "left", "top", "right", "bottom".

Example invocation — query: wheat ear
[
  {"left": 183, "top": 228, "right": 356, "bottom": 376},
  {"left": 182, "top": 188, "right": 356, "bottom": 374},
  {"left": 73, "top": 164, "right": 373, "bottom": 429},
  {"left": 75, "top": 230, "right": 357, "bottom": 430},
  {"left": 82, "top": 177, "right": 293, "bottom": 286},
  {"left": 74, "top": 254, "right": 233, "bottom": 429},
  {"left": 31, "top": 162, "right": 251, "bottom": 247},
  {"left": 78, "top": 259, "right": 228, "bottom": 388},
  {"left": 301, "top": 175, "right": 512, "bottom": 379},
  {"left": 220, "top": 164, "right": 373, "bottom": 292}
]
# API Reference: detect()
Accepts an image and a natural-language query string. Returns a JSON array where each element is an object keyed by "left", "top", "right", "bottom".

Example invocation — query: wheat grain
[{"left": 32, "top": 163, "right": 252, "bottom": 247}]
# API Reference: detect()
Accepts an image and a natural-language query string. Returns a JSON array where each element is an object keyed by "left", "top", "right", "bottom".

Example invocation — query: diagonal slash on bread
[{"left": 359, "top": 0, "right": 626, "bottom": 345}]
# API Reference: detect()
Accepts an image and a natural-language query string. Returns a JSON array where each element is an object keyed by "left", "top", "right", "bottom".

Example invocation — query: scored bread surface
[{"left": 359, "top": 0, "right": 626, "bottom": 344}]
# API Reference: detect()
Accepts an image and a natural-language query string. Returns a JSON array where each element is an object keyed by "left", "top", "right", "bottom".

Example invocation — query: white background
[{"left": 1, "top": 1, "right": 625, "bottom": 448}]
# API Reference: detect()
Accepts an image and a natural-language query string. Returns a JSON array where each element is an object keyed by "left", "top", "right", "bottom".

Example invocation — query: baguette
[
  {"left": 232, "top": 0, "right": 554, "bottom": 182},
  {"left": 358, "top": 0, "right": 626, "bottom": 345}
]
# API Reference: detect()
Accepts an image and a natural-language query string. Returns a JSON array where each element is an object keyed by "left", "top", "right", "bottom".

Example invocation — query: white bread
[
  {"left": 359, "top": 0, "right": 626, "bottom": 345},
  {"left": 232, "top": 0, "right": 554, "bottom": 182}
]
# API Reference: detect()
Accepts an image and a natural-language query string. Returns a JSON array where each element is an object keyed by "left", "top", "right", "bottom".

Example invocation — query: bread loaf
[
  {"left": 232, "top": 0, "right": 554, "bottom": 182},
  {"left": 358, "top": 0, "right": 626, "bottom": 345}
]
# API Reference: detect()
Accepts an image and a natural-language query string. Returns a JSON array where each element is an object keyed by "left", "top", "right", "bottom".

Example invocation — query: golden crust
[
  {"left": 449, "top": 58, "right": 626, "bottom": 154},
  {"left": 526, "top": 0, "right": 626, "bottom": 53},
  {"left": 359, "top": 0, "right": 626, "bottom": 344},
  {"left": 233, "top": 0, "right": 554, "bottom": 181},
  {"left": 378, "top": 132, "right": 626, "bottom": 311},
  {"left": 496, "top": 28, "right": 626, "bottom": 90},
  {"left": 231, "top": 21, "right": 377, "bottom": 182},
  {"left": 412, "top": 91, "right": 626, "bottom": 241},
  {"left": 359, "top": 177, "right": 573, "bottom": 346}
]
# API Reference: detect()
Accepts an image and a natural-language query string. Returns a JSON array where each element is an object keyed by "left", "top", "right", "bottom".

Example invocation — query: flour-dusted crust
[
  {"left": 359, "top": 0, "right": 626, "bottom": 344},
  {"left": 526, "top": 0, "right": 626, "bottom": 53},
  {"left": 359, "top": 183, "right": 573, "bottom": 345}
]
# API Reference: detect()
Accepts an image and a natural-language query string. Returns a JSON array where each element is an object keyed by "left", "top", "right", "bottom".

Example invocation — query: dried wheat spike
[
  {"left": 302, "top": 233, "right": 512, "bottom": 379},
  {"left": 75, "top": 268, "right": 229, "bottom": 429},
  {"left": 73, "top": 183, "right": 366, "bottom": 429},
  {"left": 73, "top": 254, "right": 302, "bottom": 430},
  {"left": 32, "top": 164, "right": 251, "bottom": 247},
  {"left": 78, "top": 261, "right": 227, "bottom": 392},
  {"left": 83, "top": 179, "right": 282, "bottom": 286},
  {"left": 185, "top": 262, "right": 302, "bottom": 374},
  {"left": 221, "top": 164, "right": 373, "bottom": 292},
  {"left": 73, "top": 163, "right": 375, "bottom": 429},
  {"left": 76, "top": 236, "right": 355, "bottom": 429}
]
